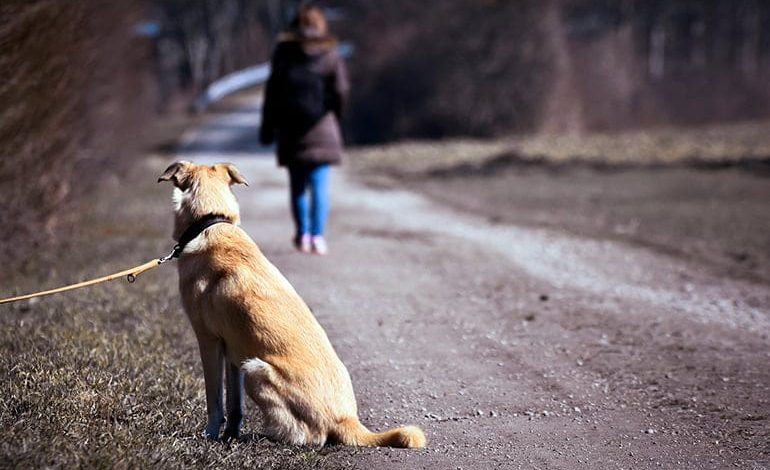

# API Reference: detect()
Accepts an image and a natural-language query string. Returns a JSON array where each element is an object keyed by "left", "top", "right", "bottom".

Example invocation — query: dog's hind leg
[
  {"left": 223, "top": 361, "right": 244, "bottom": 440},
  {"left": 197, "top": 335, "right": 225, "bottom": 440},
  {"left": 242, "top": 358, "right": 313, "bottom": 445}
]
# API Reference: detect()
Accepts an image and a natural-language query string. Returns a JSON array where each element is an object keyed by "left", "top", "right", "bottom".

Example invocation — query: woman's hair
[{"left": 290, "top": 4, "right": 328, "bottom": 38}]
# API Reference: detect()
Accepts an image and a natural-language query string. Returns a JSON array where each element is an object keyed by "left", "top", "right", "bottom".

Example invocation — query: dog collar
[{"left": 172, "top": 214, "right": 233, "bottom": 259}]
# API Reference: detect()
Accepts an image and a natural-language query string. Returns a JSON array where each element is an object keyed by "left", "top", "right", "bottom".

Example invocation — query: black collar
[{"left": 172, "top": 214, "right": 232, "bottom": 259}]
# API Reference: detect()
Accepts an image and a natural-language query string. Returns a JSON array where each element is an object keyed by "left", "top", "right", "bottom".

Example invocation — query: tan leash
[
  {"left": 0, "top": 259, "right": 166, "bottom": 305},
  {"left": 0, "top": 246, "right": 179, "bottom": 305},
  {"left": 0, "top": 215, "right": 233, "bottom": 306}
]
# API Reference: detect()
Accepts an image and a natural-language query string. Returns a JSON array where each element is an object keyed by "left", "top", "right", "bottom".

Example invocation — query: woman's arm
[{"left": 329, "top": 50, "right": 350, "bottom": 119}]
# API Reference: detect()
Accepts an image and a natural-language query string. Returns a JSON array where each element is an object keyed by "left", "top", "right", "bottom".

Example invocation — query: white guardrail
[{"left": 193, "top": 42, "right": 354, "bottom": 112}]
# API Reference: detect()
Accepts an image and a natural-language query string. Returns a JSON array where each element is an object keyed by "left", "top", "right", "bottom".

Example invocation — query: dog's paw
[
  {"left": 203, "top": 421, "right": 224, "bottom": 441},
  {"left": 222, "top": 426, "right": 241, "bottom": 441}
]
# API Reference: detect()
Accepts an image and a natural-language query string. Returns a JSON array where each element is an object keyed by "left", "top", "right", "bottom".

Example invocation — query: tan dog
[{"left": 158, "top": 161, "right": 426, "bottom": 448}]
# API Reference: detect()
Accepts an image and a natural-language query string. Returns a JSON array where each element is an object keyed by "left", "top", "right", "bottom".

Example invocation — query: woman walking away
[{"left": 260, "top": 4, "right": 349, "bottom": 255}]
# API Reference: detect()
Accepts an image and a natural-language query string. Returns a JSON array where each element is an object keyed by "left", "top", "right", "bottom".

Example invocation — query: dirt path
[{"left": 178, "top": 96, "right": 769, "bottom": 469}]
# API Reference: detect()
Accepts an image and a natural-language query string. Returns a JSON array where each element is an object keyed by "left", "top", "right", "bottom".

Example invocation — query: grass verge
[
  {"left": 348, "top": 119, "right": 770, "bottom": 177},
  {"left": 0, "top": 157, "right": 353, "bottom": 469}
]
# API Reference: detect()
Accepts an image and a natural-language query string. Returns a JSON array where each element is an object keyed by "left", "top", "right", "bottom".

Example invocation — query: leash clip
[{"left": 158, "top": 244, "right": 180, "bottom": 265}]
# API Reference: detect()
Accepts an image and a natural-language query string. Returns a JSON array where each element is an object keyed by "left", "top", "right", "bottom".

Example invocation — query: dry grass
[
  {"left": 0, "top": 158, "right": 358, "bottom": 469},
  {"left": 347, "top": 120, "right": 770, "bottom": 177},
  {"left": 514, "top": 120, "right": 770, "bottom": 164}
]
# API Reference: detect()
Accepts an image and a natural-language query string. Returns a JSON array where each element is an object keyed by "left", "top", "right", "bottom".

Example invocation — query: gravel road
[{"left": 171, "top": 96, "right": 770, "bottom": 469}]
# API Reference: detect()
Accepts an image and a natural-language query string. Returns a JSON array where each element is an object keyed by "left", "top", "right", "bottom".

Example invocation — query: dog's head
[{"left": 158, "top": 161, "right": 248, "bottom": 240}]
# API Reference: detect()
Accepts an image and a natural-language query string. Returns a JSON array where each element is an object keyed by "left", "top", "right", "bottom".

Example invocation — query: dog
[{"left": 158, "top": 161, "right": 426, "bottom": 448}]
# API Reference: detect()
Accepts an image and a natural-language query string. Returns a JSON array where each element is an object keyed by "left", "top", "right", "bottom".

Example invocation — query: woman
[{"left": 259, "top": 4, "right": 349, "bottom": 255}]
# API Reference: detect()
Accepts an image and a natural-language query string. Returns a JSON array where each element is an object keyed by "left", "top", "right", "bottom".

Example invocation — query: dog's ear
[
  {"left": 158, "top": 161, "right": 191, "bottom": 188},
  {"left": 221, "top": 163, "right": 249, "bottom": 186}
]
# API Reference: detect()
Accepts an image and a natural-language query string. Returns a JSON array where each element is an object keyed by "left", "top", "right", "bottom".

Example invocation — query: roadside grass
[
  {"left": 0, "top": 158, "right": 349, "bottom": 469},
  {"left": 347, "top": 119, "right": 770, "bottom": 178}
]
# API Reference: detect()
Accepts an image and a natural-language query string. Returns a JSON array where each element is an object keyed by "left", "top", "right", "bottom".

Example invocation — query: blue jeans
[{"left": 288, "top": 163, "right": 330, "bottom": 237}]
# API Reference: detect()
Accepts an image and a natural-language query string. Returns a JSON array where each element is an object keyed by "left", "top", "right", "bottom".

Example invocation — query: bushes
[
  {"left": 335, "top": 0, "right": 770, "bottom": 142},
  {"left": 0, "top": 1, "right": 152, "bottom": 267},
  {"left": 339, "top": 1, "right": 556, "bottom": 142},
  {"left": 0, "top": 0, "right": 271, "bottom": 269}
]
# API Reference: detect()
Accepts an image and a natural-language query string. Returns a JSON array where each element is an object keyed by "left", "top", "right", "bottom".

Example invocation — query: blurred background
[
  {"left": 4, "top": 4, "right": 770, "bottom": 468},
  {"left": 2, "top": 0, "right": 770, "bottom": 263}
]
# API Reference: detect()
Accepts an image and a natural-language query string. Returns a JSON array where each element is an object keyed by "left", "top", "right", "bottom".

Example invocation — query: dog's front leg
[
  {"left": 198, "top": 336, "right": 225, "bottom": 440},
  {"left": 223, "top": 361, "right": 244, "bottom": 440}
]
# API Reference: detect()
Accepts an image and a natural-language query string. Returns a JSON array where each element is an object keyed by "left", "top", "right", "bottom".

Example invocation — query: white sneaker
[
  {"left": 311, "top": 235, "right": 328, "bottom": 255},
  {"left": 294, "top": 234, "right": 312, "bottom": 253}
]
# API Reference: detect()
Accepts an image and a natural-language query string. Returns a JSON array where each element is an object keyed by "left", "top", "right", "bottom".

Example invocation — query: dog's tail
[{"left": 334, "top": 416, "right": 426, "bottom": 448}]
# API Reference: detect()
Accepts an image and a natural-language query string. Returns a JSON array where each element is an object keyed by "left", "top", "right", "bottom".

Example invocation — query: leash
[
  {"left": 0, "top": 249, "right": 176, "bottom": 305},
  {"left": 0, "top": 214, "right": 232, "bottom": 306}
]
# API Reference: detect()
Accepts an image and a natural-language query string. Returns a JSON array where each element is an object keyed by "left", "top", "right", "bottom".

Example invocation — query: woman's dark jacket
[{"left": 259, "top": 33, "right": 349, "bottom": 167}]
